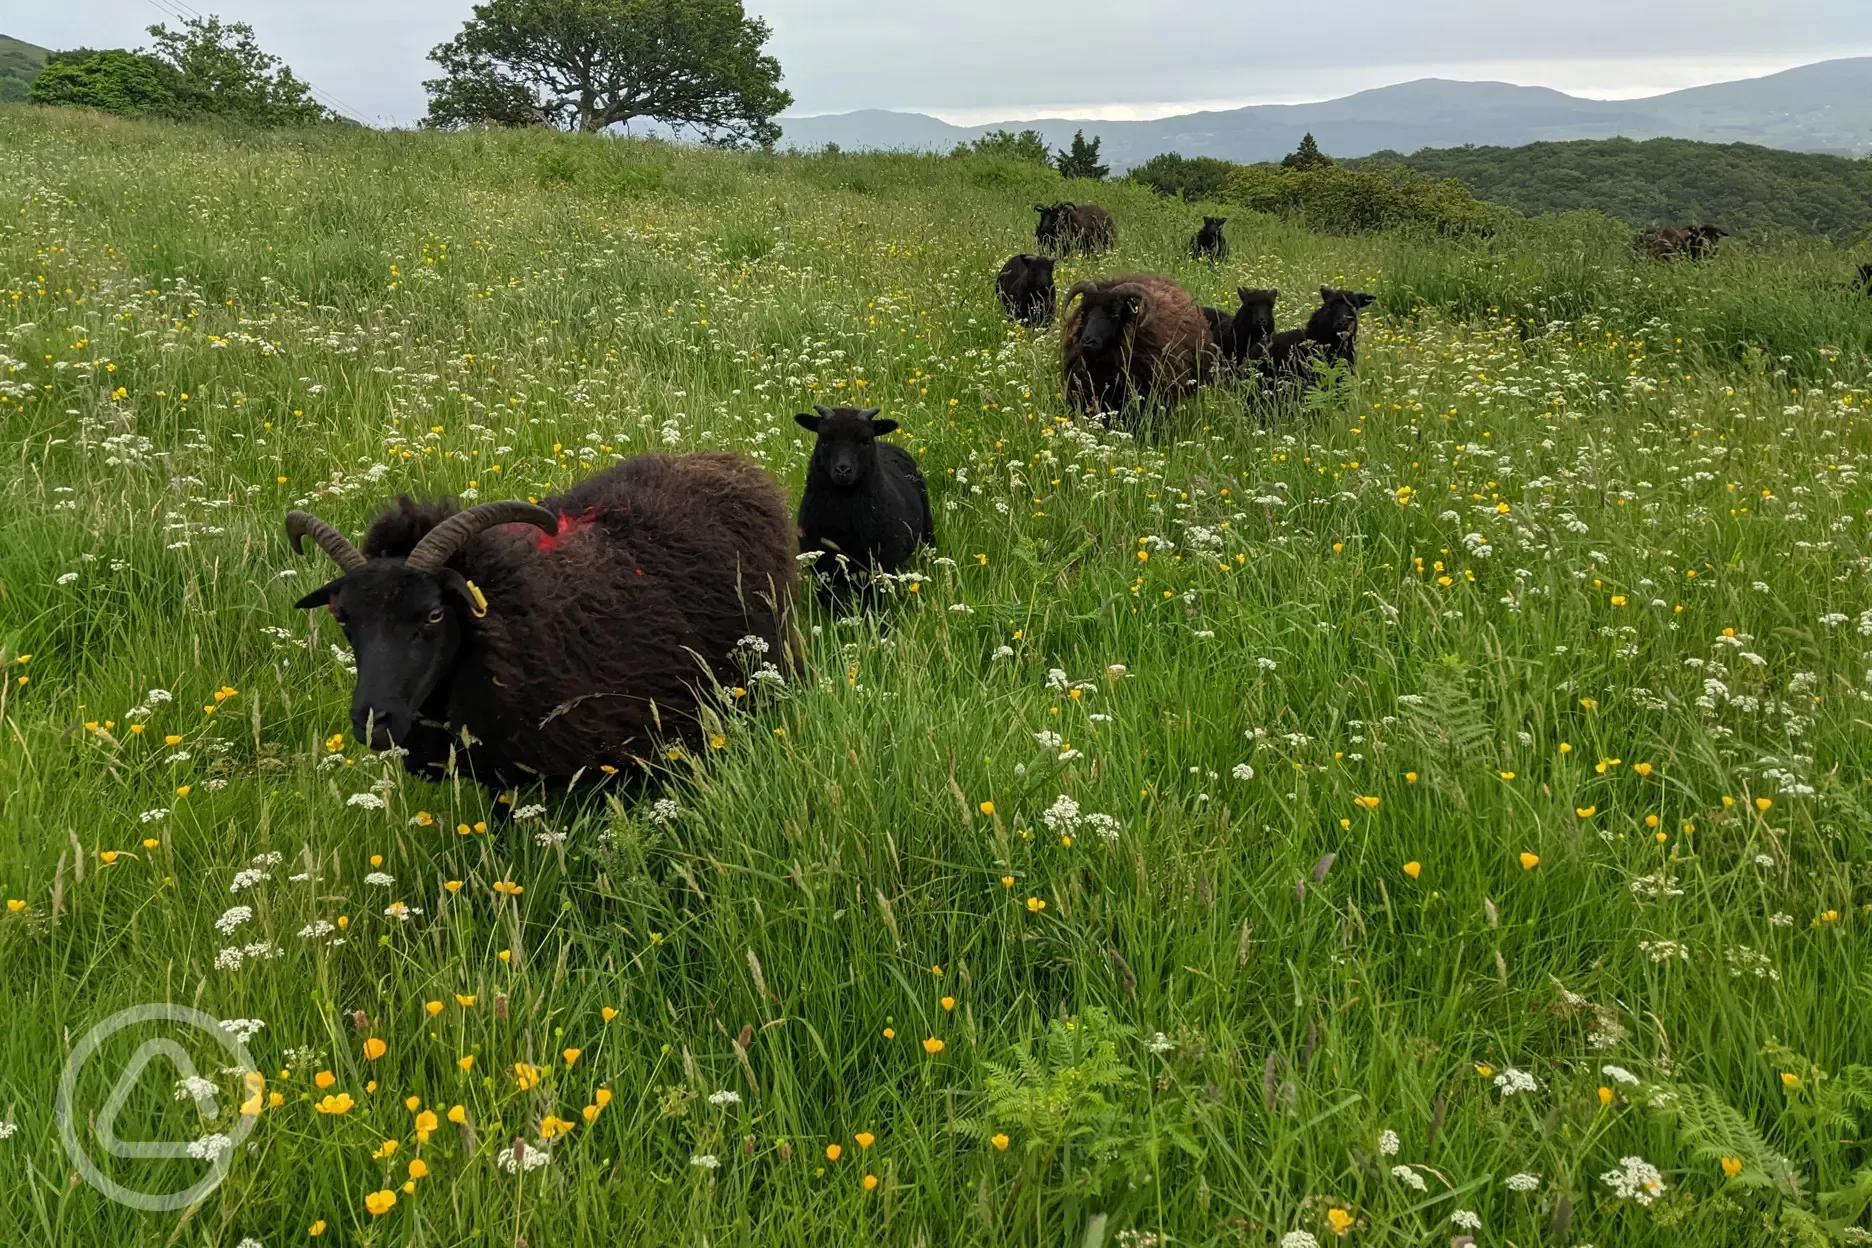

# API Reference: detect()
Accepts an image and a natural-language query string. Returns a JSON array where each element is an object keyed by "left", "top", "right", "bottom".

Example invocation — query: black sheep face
[
  {"left": 1201, "top": 216, "right": 1228, "bottom": 235},
  {"left": 796, "top": 405, "right": 901, "bottom": 489},
  {"left": 1074, "top": 290, "right": 1143, "bottom": 354},
  {"left": 1235, "top": 287, "right": 1278, "bottom": 340},
  {"left": 1859, "top": 263, "right": 1872, "bottom": 291},
  {"left": 1314, "top": 286, "right": 1375, "bottom": 341},
  {"left": 295, "top": 562, "right": 476, "bottom": 749},
  {"left": 1022, "top": 254, "right": 1056, "bottom": 285}
]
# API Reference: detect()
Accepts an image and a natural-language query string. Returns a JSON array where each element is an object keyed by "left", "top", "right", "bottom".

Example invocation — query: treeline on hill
[
  {"left": 1128, "top": 138, "right": 1509, "bottom": 236},
  {"left": 1347, "top": 137, "right": 1872, "bottom": 239}
]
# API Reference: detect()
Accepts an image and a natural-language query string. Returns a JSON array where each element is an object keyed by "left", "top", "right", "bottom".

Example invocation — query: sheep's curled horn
[
  {"left": 284, "top": 501, "right": 560, "bottom": 572},
  {"left": 285, "top": 511, "right": 366, "bottom": 571},
  {"left": 405, "top": 502, "right": 558, "bottom": 569}
]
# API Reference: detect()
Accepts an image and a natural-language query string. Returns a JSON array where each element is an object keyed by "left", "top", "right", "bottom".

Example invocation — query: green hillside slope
[
  {"left": 0, "top": 33, "right": 48, "bottom": 103},
  {"left": 1357, "top": 136, "right": 1872, "bottom": 238}
]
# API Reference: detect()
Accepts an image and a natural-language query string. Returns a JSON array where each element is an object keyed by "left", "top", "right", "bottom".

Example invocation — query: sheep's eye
[{"left": 427, "top": 608, "right": 446, "bottom": 625}]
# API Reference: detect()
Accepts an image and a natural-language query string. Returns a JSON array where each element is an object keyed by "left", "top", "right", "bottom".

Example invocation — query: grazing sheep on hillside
[
  {"left": 996, "top": 253, "right": 1058, "bottom": 326},
  {"left": 1258, "top": 286, "right": 1374, "bottom": 391},
  {"left": 286, "top": 454, "right": 796, "bottom": 800},
  {"left": 795, "top": 405, "right": 934, "bottom": 604},
  {"left": 1035, "top": 202, "right": 1117, "bottom": 255},
  {"left": 1062, "top": 274, "right": 1211, "bottom": 417},
  {"left": 1685, "top": 225, "right": 1728, "bottom": 260},
  {"left": 1191, "top": 216, "right": 1230, "bottom": 261},
  {"left": 1638, "top": 227, "right": 1693, "bottom": 259}
]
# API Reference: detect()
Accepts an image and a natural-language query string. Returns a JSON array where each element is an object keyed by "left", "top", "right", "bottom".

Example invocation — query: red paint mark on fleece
[{"left": 512, "top": 507, "right": 601, "bottom": 553}]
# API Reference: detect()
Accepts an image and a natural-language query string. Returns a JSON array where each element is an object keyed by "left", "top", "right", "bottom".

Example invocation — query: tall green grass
[{"left": 1, "top": 106, "right": 1870, "bottom": 1247}]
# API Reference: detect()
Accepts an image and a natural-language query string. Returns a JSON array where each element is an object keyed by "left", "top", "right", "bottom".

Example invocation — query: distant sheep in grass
[
  {"left": 996, "top": 253, "right": 1057, "bottom": 325},
  {"left": 1258, "top": 286, "right": 1374, "bottom": 391},
  {"left": 1035, "top": 202, "right": 1116, "bottom": 255},
  {"left": 1062, "top": 274, "right": 1211, "bottom": 417},
  {"left": 795, "top": 405, "right": 934, "bottom": 604},
  {"left": 1190, "top": 216, "right": 1229, "bottom": 262},
  {"left": 1855, "top": 262, "right": 1871, "bottom": 294},
  {"left": 1684, "top": 225, "right": 1728, "bottom": 260}
]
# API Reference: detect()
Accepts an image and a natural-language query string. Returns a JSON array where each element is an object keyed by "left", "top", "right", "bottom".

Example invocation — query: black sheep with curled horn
[{"left": 286, "top": 454, "right": 799, "bottom": 807}]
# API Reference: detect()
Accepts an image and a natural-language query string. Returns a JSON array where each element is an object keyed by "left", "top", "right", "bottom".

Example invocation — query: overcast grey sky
[{"left": 13, "top": 1, "right": 1872, "bottom": 126}]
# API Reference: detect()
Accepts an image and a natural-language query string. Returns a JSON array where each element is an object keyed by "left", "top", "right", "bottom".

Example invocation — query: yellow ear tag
[{"left": 466, "top": 580, "right": 489, "bottom": 618}]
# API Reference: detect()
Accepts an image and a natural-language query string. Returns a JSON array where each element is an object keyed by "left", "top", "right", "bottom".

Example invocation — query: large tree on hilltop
[{"left": 423, "top": 0, "right": 791, "bottom": 145}]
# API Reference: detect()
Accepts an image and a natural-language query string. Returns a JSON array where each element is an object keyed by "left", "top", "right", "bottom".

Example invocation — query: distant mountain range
[{"left": 779, "top": 59, "right": 1872, "bottom": 167}]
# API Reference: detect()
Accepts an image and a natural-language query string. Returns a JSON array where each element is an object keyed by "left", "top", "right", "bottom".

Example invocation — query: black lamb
[
  {"left": 1231, "top": 287, "right": 1279, "bottom": 365},
  {"left": 1191, "top": 216, "right": 1230, "bottom": 262},
  {"left": 1205, "top": 287, "right": 1279, "bottom": 370},
  {"left": 996, "top": 253, "right": 1058, "bottom": 326},
  {"left": 1259, "top": 286, "right": 1374, "bottom": 389},
  {"left": 795, "top": 405, "right": 935, "bottom": 604},
  {"left": 1858, "top": 263, "right": 1872, "bottom": 295},
  {"left": 285, "top": 453, "right": 797, "bottom": 801}
]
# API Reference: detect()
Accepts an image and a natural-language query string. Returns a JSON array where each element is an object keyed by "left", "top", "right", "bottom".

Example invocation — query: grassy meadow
[{"left": 4, "top": 106, "right": 1872, "bottom": 1246}]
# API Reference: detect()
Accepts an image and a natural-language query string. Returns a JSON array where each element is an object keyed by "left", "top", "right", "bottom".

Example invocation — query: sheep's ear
[
  {"left": 1238, "top": 286, "right": 1253, "bottom": 301},
  {"left": 870, "top": 419, "right": 900, "bottom": 436},
  {"left": 1351, "top": 291, "right": 1376, "bottom": 308},
  {"left": 294, "top": 581, "right": 340, "bottom": 611},
  {"left": 1319, "top": 285, "right": 1336, "bottom": 301},
  {"left": 794, "top": 413, "right": 822, "bottom": 433}
]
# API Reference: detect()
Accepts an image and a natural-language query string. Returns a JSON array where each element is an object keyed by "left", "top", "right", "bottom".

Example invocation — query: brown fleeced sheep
[
  {"left": 1061, "top": 274, "right": 1211, "bottom": 418},
  {"left": 1035, "top": 202, "right": 1117, "bottom": 255},
  {"left": 286, "top": 453, "right": 797, "bottom": 802}
]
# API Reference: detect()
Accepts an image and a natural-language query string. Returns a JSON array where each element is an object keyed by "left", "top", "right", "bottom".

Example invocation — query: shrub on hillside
[
  {"left": 953, "top": 129, "right": 1050, "bottom": 165},
  {"left": 28, "top": 49, "right": 179, "bottom": 118},
  {"left": 1222, "top": 161, "right": 1506, "bottom": 236},
  {"left": 1127, "top": 152, "right": 1236, "bottom": 202}
]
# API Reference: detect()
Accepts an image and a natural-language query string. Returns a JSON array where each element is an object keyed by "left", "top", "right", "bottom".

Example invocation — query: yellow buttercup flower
[
  {"left": 315, "top": 1093, "right": 354, "bottom": 1115},
  {"left": 922, "top": 1036, "right": 945, "bottom": 1055},
  {"left": 825, "top": 1143, "right": 842, "bottom": 1162},
  {"left": 362, "top": 1037, "right": 387, "bottom": 1061},
  {"left": 364, "top": 1189, "right": 396, "bottom": 1216},
  {"left": 408, "top": 1159, "right": 429, "bottom": 1179},
  {"left": 1403, "top": 861, "right": 1422, "bottom": 879},
  {"left": 1519, "top": 852, "right": 1540, "bottom": 870},
  {"left": 990, "top": 1133, "right": 1010, "bottom": 1151},
  {"left": 1721, "top": 1156, "right": 1743, "bottom": 1178}
]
